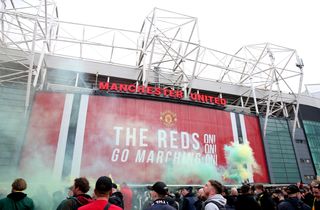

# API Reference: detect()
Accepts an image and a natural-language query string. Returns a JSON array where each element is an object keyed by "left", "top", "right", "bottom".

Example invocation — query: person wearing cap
[
  {"left": 180, "top": 186, "right": 197, "bottom": 210},
  {"left": 312, "top": 181, "right": 320, "bottom": 210},
  {"left": 203, "top": 180, "right": 227, "bottom": 210},
  {"left": 56, "top": 177, "right": 93, "bottom": 210},
  {"left": 277, "top": 184, "right": 311, "bottom": 210},
  {"left": 145, "top": 181, "right": 176, "bottom": 210},
  {"left": 0, "top": 178, "right": 34, "bottom": 210},
  {"left": 78, "top": 176, "right": 122, "bottom": 210}
]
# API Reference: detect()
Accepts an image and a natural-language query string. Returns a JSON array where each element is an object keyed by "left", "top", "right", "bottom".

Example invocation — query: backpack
[
  {"left": 68, "top": 197, "right": 82, "bottom": 209},
  {"left": 202, "top": 200, "right": 226, "bottom": 210},
  {"left": 109, "top": 192, "right": 124, "bottom": 209}
]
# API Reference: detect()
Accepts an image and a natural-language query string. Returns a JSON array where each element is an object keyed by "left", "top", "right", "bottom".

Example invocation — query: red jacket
[{"left": 78, "top": 200, "right": 122, "bottom": 210}]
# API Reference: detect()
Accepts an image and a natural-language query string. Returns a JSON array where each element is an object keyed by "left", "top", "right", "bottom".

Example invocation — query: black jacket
[
  {"left": 181, "top": 193, "right": 197, "bottom": 210},
  {"left": 109, "top": 191, "right": 124, "bottom": 209},
  {"left": 56, "top": 194, "right": 93, "bottom": 210},
  {"left": 313, "top": 199, "right": 320, "bottom": 210},
  {"left": 145, "top": 199, "right": 176, "bottom": 210},
  {"left": 277, "top": 197, "right": 311, "bottom": 210},
  {"left": 194, "top": 200, "right": 203, "bottom": 210},
  {"left": 235, "top": 194, "right": 261, "bottom": 210},
  {"left": 257, "top": 192, "right": 276, "bottom": 210}
]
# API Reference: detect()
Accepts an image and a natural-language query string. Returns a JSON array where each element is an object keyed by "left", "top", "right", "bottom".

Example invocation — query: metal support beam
[{"left": 292, "top": 56, "right": 304, "bottom": 140}]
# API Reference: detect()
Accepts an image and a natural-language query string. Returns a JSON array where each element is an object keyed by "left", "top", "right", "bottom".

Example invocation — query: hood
[
  {"left": 207, "top": 194, "right": 227, "bottom": 206},
  {"left": 75, "top": 194, "right": 93, "bottom": 205},
  {"left": 7, "top": 192, "right": 27, "bottom": 201}
]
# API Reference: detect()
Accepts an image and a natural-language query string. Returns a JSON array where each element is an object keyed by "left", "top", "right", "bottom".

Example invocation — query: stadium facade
[{"left": 1, "top": 1, "right": 320, "bottom": 186}]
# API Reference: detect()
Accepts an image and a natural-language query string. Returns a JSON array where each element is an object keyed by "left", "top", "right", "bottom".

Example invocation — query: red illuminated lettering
[
  {"left": 137, "top": 85, "right": 145, "bottom": 93},
  {"left": 110, "top": 83, "right": 118, "bottom": 91},
  {"left": 163, "top": 89, "right": 170, "bottom": 96},
  {"left": 189, "top": 93, "right": 197, "bottom": 101},
  {"left": 99, "top": 82, "right": 109, "bottom": 90},
  {"left": 169, "top": 90, "right": 176, "bottom": 98},
  {"left": 214, "top": 97, "right": 220, "bottom": 104},
  {"left": 147, "top": 86, "right": 154, "bottom": 95},
  {"left": 119, "top": 84, "right": 128, "bottom": 92},
  {"left": 128, "top": 84, "right": 136, "bottom": 93},
  {"left": 220, "top": 98, "right": 227, "bottom": 105},
  {"left": 154, "top": 88, "right": 161, "bottom": 96},
  {"left": 98, "top": 82, "right": 227, "bottom": 106},
  {"left": 197, "top": 94, "right": 205, "bottom": 103},
  {"left": 176, "top": 90, "right": 183, "bottom": 99}
]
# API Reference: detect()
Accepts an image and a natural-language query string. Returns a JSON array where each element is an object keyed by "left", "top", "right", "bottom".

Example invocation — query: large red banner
[{"left": 23, "top": 93, "right": 269, "bottom": 184}]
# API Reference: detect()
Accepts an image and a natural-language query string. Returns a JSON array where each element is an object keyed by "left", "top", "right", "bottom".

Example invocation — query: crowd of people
[{"left": 0, "top": 177, "right": 320, "bottom": 210}]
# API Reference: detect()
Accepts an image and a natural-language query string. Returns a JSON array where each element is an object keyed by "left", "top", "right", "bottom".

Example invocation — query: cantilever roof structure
[{"left": 0, "top": 0, "right": 307, "bottom": 137}]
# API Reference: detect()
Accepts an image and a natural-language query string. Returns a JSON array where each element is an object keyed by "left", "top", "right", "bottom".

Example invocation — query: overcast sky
[{"left": 56, "top": 0, "right": 320, "bottom": 91}]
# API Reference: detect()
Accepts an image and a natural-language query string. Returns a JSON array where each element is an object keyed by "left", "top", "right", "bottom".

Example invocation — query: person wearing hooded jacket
[
  {"left": 203, "top": 180, "right": 227, "bottom": 210},
  {"left": 278, "top": 185, "right": 311, "bottom": 210},
  {"left": 56, "top": 177, "right": 93, "bottom": 210},
  {"left": 0, "top": 178, "right": 34, "bottom": 210}
]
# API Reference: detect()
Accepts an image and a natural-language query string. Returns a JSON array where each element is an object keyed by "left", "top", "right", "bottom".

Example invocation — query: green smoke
[
  {"left": 222, "top": 141, "right": 260, "bottom": 184},
  {"left": 163, "top": 141, "right": 260, "bottom": 185}
]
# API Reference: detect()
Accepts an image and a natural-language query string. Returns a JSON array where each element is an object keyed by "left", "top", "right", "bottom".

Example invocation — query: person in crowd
[
  {"left": 109, "top": 183, "right": 124, "bottom": 209},
  {"left": 78, "top": 176, "right": 122, "bottom": 210},
  {"left": 142, "top": 190, "right": 153, "bottom": 210},
  {"left": 56, "top": 177, "right": 93, "bottom": 210},
  {"left": 277, "top": 184, "right": 311, "bottom": 210},
  {"left": 301, "top": 186, "right": 313, "bottom": 208},
  {"left": 0, "top": 178, "right": 34, "bottom": 210},
  {"left": 173, "top": 192, "right": 182, "bottom": 210},
  {"left": 180, "top": 186, "right": 197, "bottom": 210},
  {"left": 235, "top": 184, "right": 261, "bottom": 210},
  {"left": 166, "top": 193, "right": 179, "bottom": 210},
  {"left": 271, "top": 189, "right": 285, "bottom": 210},
  {"left": 194, "top": 188, "right": 206, "bottom": 210},
  {"left": 144, "top": 181, "right": 175, "bottom": 210},
  {"left": 312, "top": 182, "right": 320, "bottom": 210},
  {"left": 202, "top": 179, "right": 226, "bottom": 210},
  {"left": 255, "top": 184, "right": 276, "bottom": 210},
  {"left": 224, "top": 187, "right": 237, "bottom": 210}
]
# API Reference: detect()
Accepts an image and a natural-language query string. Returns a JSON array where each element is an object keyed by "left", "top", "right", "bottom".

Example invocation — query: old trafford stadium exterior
[{"left": 1, "top": 1, "right": 320, "bottom": 190}]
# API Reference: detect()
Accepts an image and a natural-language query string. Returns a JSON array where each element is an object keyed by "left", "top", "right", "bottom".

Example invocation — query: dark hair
[
  {"left": 95, "top": 176, "right": 113, "bottom": 194},
  {"left": 12, "top": 178, "right": 27, "bottom": 191},
  {"left": 241, "top": 184, "right": 251, "bottom": 194},
  {"left": 208, "top": 180, "right": 223, "bottom": 194},
  {"left": 74, "top": 177, "right": 90, "bottom": 193}
]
